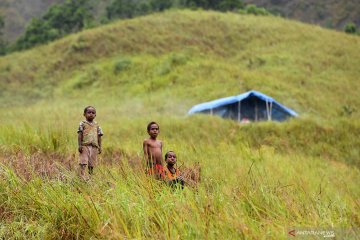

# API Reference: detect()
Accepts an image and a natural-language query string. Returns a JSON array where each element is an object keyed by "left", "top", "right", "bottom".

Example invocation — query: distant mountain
[
  {"left": 243, "top": 0, "right": 360, "bottom": 30},
  {"left": 0, "top": 0, "right": 64, "bottom": 42},
  {"left": 0, "top": 0, "right": 111, "bottom": 42}
]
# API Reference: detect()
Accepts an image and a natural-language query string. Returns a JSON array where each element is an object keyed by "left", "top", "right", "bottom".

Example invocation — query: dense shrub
[
  {"left": 113, "top": 57, "right": 132, "bottom": 74},
  {"left": 344, "top": 22, "right": 357, "bottom": 34},
  {"left": 239, "top": 4, "right": 271, "bottom": 16}
]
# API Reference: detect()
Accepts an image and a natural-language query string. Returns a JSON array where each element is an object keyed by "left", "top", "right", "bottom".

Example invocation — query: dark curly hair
[
  {"left": 165, "top": 151, "right": 175, "bottom": 160},
  {"left": 83, "top": 106, "right": 96, "bottom": 114},
  {"left": 147, "top": 121, "right": 159, "bottom": 131}
]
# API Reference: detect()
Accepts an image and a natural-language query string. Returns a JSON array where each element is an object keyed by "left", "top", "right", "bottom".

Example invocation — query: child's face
[
  {"left": 166, "top": 152, "right": 177, "bottom": 165},
  {"left": 148, "top": 124, "right": 159, "bottom": 138},
  {"left": 84, "top": 107, "right": 96, "bottom": 122}
]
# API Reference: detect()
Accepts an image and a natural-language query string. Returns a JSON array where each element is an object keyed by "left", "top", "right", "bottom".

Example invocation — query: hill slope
[{"left": 1, "top": 10, "right": 359, "bottom": 118}]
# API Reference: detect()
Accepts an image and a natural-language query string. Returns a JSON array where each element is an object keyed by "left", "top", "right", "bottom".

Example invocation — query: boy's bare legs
[
  {"left": 79, "top": 164, "right": 89, "bottom": 181},
  {"left": 87, "top": 146, "right": 97, "bottom": 176},
  {"left": 79, "top": 146, "right": 97, "bottom": 180}
]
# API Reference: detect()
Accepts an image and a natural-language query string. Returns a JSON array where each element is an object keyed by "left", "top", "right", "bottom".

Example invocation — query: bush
[
  {"left": 239, "top": 4, "right": 271, "bottom": 16},
  {"left": 344, "top": 22, "right": 357, "bottom": 34},
  {"left": 113, "top": 58, "right": 132, "bottom": 74}
]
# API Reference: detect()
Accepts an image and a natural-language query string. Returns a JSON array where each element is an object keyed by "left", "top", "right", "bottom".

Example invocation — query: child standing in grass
[
  {"left": 77, "top": 106, "right": 103, "bottom": 181},
  {"left": 143, "top": 121, "right": 164, "bottom": 179},
  {"left": 163, "top": 151, "right": 184, "bottom": 188}
]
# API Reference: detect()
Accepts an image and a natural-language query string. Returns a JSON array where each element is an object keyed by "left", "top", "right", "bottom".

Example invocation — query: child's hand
[
  {"left": 98, "top": 147, "right": 102, "bottom": 154},
  {"left": 177, "top": 175, "right": 184, "bottom": 182},
  {"left": 78, "top": 146, "right": 83, "bottom": 153}
]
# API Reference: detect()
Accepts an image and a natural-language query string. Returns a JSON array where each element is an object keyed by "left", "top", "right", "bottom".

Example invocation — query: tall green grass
[
  {"left": 1, "top": 135, "right": 359, "bottom": 239},
  {"left": 0, "top": 107, "right": 359, "bottom": 238},
  {"left": 1, "top": 105, "right": 359, "bottom": 167}
]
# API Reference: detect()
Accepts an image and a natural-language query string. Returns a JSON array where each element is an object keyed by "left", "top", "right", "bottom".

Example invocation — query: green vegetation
[
  {"left": 12, "top": 0, "right": 94, "bottom": 51},
  {"left": 344, "top": 22, "right": 358, "bottom": 35},
  {"left": 239, "top": 4, "right": 271, "bottom": 16},
  {"left": 0, "top": 0, "right": 65, "bottom": 43},
  {"left": 104, "top": 0, "right": 244, "bottom": 21},
  {"left": 0, "top": 10, "right": 359, "bottom": 239},
  {"left": 0, "top": 14, "right": 6, "bottom": 55}
]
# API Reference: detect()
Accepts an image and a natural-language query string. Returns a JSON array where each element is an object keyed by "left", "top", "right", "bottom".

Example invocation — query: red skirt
[{"left": 146, "top": 164, "right": 165, "bottom": 179}]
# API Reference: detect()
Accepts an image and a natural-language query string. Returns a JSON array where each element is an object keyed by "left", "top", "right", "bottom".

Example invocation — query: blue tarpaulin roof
[{"left": 188, "top": 90, "right": 298, "bottom": 117}]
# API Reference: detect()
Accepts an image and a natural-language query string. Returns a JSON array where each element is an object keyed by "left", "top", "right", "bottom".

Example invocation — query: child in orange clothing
[{"left": 163, "top": 151, "right": 184, "bottom": 188}]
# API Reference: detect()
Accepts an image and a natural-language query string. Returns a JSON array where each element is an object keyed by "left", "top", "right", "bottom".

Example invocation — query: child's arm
[
  {"left": 78, "top": 132, "right": 83, "bottom": 153},
  {"left": 98, "top": 135, "right": 102, "bottom": 154},
  {"left": 77, "top": 121, "right": 84, "bottom": 153},
  {"left": 160, "top": 141, "right": 163, "bottom": 164},
  {"left": 143, "top": 140, "right": 148, "bottom": 159},
  {"left": 143, "top": 140, "right": 150, "bottom": 168},
  {"left": 97, "top": 125, "right": 103, "bottom": 154}
]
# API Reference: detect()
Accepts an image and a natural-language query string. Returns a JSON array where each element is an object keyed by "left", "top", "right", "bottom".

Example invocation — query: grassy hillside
[
  {"left": 1, "top": 10, "right": 359, "bottom": 118},
  {"left": 0, "top": 10, "right": 359, "bottom": 239}
]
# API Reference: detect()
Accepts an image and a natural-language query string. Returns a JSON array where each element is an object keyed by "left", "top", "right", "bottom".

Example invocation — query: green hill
[
  {"left": 0, "top": 10, "right": 359, "bottom": 239},
  {"left": 1, "top": 10, "right": 360, "bottom": 117}
]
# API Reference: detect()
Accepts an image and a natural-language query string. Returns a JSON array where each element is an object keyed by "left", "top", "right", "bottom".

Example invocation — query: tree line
[
  {"left": 0, "top": 15, "right": 6, "bottom": 55},
  {"left": 1, "top": 0, "right": 356, "bottom": 56},
  {"left": 0, "top": 0, "right": 274, "bottom": 55}
]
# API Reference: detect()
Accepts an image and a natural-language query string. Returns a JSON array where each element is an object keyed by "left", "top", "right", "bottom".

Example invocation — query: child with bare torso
[{"left": 143, "top": 122, "right": 164, "bottom": 178}]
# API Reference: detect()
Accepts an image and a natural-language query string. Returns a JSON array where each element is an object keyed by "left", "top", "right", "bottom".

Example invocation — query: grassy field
[{"left": 0, "top": 10, "right": 359, "bottom": 239}]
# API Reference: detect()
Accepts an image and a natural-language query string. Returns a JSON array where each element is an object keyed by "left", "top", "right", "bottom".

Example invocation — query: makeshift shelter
[{"left": 188, "top": 90, "right": 298, "bottom": 122}]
